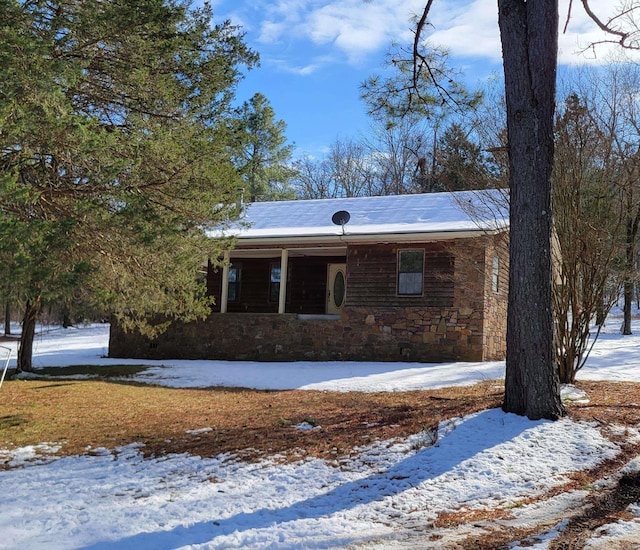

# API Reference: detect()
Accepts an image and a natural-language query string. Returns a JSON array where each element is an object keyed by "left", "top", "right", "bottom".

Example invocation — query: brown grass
[{"left": 0, "top": 375, "right": 503, "bottom": 461}]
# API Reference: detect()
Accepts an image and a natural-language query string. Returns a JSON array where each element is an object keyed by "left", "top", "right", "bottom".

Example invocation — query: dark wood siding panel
[
  {"left": 227, "top": 258, "right": 277, "bottom": 313},
  {"left": 346, "top": 245, "right": 396, "bottom": 306},
  {"left": 347, "top": 243, "right": 454, "bottom": 307},
  {"left": 424, "top": 250, "right": 455, "bottom": 307},
  {"left": 288, "top": 260, "right": 325, "bottom": 313}
]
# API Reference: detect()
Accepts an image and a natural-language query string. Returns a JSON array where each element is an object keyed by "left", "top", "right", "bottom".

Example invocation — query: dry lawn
[
  {"left": 0, "top": 372, "right": 502, "bottom": 461},
  {"left": 3, "top": 370, "right": 640, "bottom": 549}
]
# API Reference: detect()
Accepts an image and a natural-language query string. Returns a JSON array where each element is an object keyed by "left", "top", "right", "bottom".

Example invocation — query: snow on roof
[{"left": 210, "top": 189, "right": 509, "bottom": 241}]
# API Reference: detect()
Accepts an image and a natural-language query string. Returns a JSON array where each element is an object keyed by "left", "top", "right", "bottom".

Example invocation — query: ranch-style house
[{"left": 109, "top": 189, "right": 509, "bottom": 362}]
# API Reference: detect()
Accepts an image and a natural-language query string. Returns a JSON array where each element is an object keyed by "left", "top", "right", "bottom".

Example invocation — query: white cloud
[
  {"left": 256, "top": 0, "right": 308, "bottom": 44},
  {"left": 303, "top": 1, "right": 425, "bottom": 63},
  {"left": 270, "top": 58, "right": 325, "bottom": 76},
  {"left": 221, "top": 0, "right": 640, "bottom": 75},
  {"left": 256, "top": 0, "right": 426, "bottom": 65},
  {"left": 426, "top": 0, "right": 640, "bottom": 66},
  {"left": 428, "top": 0, "right": 501, "bottom": 61}
]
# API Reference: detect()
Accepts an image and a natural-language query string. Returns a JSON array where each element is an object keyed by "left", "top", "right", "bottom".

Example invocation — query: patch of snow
[
  {"left": 294, "top": 422, "right": 321, "bottom": 431},
  {"left": 185, "top": 427, "right": 213, "bottom": 435},
  {"left": 0, "top": 443, "right": 62, "bottom": 468},
  {"left": 1, "top": 315, "right": 640, "bottom": 547},
  {"left": 561, "top": 384, "right": 589, "bottom": 404},
  {"left": 584, "top": 509, "right": 640, "bottom": 549}
]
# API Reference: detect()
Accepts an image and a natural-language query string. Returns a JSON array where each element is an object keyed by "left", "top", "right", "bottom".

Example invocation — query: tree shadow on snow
[{"left": 81, "top": 409, "right": 537, "bottom": 550}]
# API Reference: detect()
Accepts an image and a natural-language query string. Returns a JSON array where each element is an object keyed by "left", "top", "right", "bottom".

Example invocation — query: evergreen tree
[
  {"left": 229, "top": 93, "right": 296, "bottom": 201},
  {"left": 436, "top": 123, "right": 498, "bottom": 191},
  {"left": 0, "top": 0, "right": 258, "bottom": 371},
  {"left": 361, "top": 42, "right": 480, "bottom": 122}
]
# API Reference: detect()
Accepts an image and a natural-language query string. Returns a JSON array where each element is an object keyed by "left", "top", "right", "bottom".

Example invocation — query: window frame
[
  {"left": 268, "top": 262, "right": 291, "bottom": 303},
  {"left": 227, "top": 265, "right": 240, "bottom": 302},
  {"left": 397, "top": 249, "right": 425, "bottom": 296},
  {"left": 269, "top": 262, "right": 281, "bottom": 303}
]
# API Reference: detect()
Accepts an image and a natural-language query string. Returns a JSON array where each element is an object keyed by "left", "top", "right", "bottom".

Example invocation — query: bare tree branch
[
  {"left": 410, "top": 0, "right": 468, "bottom": 109},
  {"left": 413, "top": 0, "right": 435, "bottom": 88},
  {"left": 580, "top": 0, "right": 640, "bottom": 50},
  {"left": 563, "top": 0, "right": 574, "bottom": 34}
]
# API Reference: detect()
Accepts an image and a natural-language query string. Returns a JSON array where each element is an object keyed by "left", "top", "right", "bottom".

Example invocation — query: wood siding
[
  {"left": 288, "top": 257, "right": 342, "bottom": 314},
  {"left": 346, "top": 243, "right": 454, "bottom": 308}
]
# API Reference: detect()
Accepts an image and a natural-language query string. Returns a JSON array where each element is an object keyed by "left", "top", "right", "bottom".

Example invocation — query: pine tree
[
  {"left": 436, "top": 123, "right": 497, "bottom": 191},
  {"left": 0, "top": 0, "right": 258, "bottom": 371},
  {"left": 229, "top": 93, "right": 296, "bottom": 201}
]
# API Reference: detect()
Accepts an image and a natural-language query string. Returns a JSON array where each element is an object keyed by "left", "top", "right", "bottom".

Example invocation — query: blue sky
[{"left": 210, "top": 0, "right": 633, "bottom": 158}]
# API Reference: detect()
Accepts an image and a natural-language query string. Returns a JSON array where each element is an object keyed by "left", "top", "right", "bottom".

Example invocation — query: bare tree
[
  {"left": 365, "top": 116, "right": 435, "bottom": 195},
  {"left": 328, "top": 138, "right": 379, "bottom": 197},
  {"left": 553, "top": 92, "right": 626, "bottom": 383},
  {"left": 580, "top": 61, "right": 640, "bottom": 335},
  {"left": 410, "top": 0, "right": 640, "bottom": 418},
  {"left": 292, "top": 138, "right": 378, "bottom": 198},
  {"left": 292, "top": 155, "right": 336, "bottom": 199}
]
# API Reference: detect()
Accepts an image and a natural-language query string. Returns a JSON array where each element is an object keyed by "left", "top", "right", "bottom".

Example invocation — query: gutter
[{"left": 230, "top": 228, "right": 507, "bottom": 249}]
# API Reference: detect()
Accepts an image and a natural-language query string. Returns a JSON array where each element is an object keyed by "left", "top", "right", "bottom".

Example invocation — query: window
[
  {"left": 228, "top": 266, "right": 240, "bottom": 302},
  {"left": 398, "top": 250, "right": 424, "bottom": 295},
  {"left": 492, "top": 256, "right": 499, "bottom": 293},
  {"left": 269, "top": 264, "right": 281, "bottom": 302}
]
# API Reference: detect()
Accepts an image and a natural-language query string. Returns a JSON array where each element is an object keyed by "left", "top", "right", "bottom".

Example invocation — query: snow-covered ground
[{"left": 1, "top": 316, "right": 640, "bottom": 549}]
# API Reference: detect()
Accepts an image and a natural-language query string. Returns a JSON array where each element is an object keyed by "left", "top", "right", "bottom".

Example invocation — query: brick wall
[{"left": 482, "top": 234, "right": 509, "bottom": 360}]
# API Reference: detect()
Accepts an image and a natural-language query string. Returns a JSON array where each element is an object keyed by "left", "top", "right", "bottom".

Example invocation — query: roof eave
[{"left": 231, "top": 227, "right": 507, "bottom": 248}]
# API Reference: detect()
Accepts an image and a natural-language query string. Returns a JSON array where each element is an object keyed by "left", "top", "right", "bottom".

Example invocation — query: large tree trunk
[
  {"left": 622, "top": 215, "right": 636, "bottom": 335},
  {"left": 4, "top": 300, "right": 10, "bottom": 336},
  {"left": 17, "top": 297, "right": 41, "bottom": 373},
  {"left": 499, "top": 0, "right": 565, "bottom": 420},
  {"left": 623, "top": 279, "right": 633, "bottom": 335}
]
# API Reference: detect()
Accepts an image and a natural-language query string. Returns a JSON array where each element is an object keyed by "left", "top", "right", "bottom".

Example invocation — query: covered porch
[{"left": 208, "top": 244, "right": 348, "bottom": 317}]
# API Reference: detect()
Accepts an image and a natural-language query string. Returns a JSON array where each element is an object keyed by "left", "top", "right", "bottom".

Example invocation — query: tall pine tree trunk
[
  {"left": 499, "top": 0, "right": 565, "bottom": 420},
  {"left": 17, "top": 297, "right": 41, "bottom": 373}
]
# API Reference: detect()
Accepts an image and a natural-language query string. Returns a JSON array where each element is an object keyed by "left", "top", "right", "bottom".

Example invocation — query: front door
[{"left": 326, "top": 264, "right": 347, "bottom": 314}]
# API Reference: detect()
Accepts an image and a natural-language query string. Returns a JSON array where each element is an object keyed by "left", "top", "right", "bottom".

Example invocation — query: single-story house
[{"left": 109, "top": 189, "right": 509, "bottom": 362}]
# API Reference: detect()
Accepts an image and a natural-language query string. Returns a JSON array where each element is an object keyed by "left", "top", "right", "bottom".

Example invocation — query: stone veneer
[
  {"left": 108, "top": 235, "right": 508, "bottom": 363},
  {"left": 109, "top": 304, "right": 487, "bottom": 363}
]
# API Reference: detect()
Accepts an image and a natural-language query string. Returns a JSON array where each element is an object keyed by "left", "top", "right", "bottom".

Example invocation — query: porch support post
[
  {"left": 220, "top": 250, "right": 230, "bottom": 314},
  {"left": 278, "top": 249, "right": 289, "bottom": 314}
]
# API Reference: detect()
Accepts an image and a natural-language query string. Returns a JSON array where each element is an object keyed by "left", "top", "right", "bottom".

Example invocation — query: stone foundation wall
[{"left": 109, "top": 303, "right": 486, "bottom": 363}]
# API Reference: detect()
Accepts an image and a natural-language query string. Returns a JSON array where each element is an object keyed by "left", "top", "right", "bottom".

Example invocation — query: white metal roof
[{"left": 210, "top": 189, "right": 509, "bottom": 244}]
